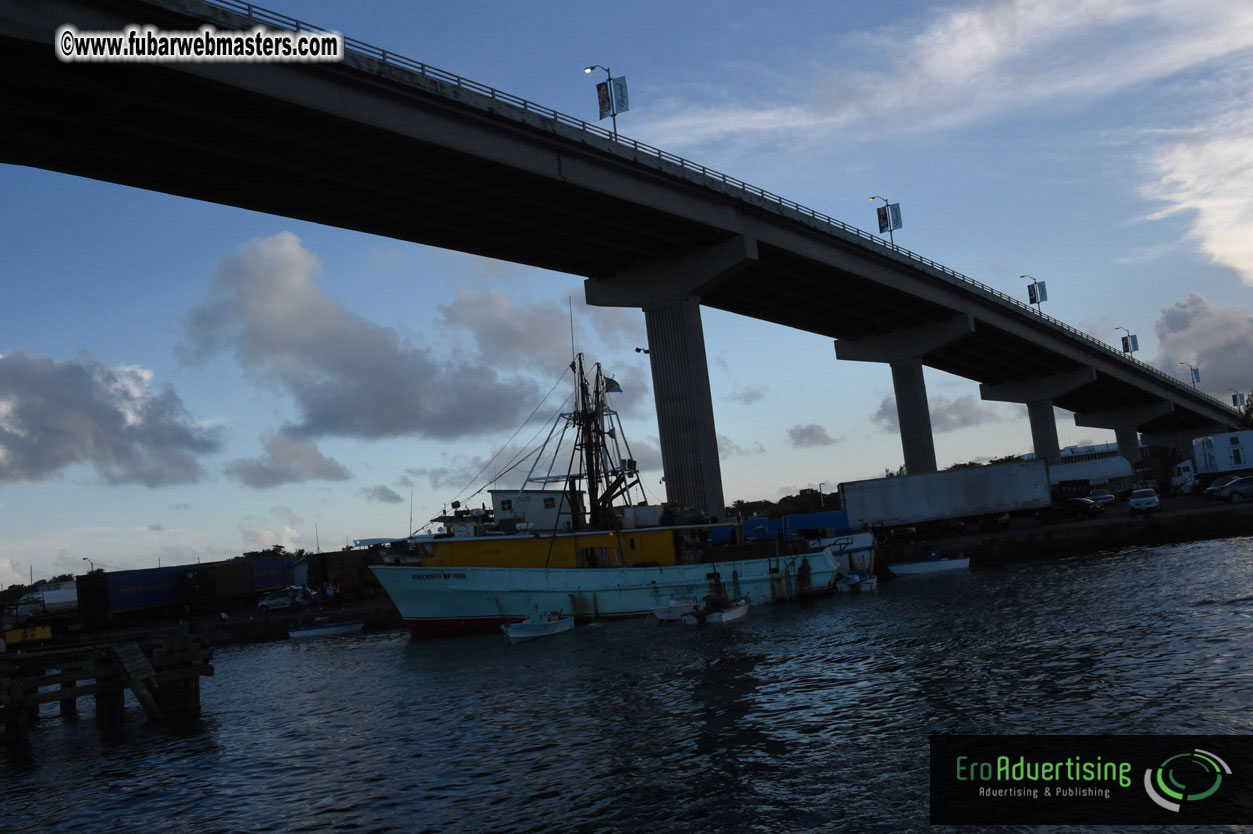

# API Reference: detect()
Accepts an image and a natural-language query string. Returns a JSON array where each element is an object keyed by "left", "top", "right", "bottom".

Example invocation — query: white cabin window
[
  {"left": 1235, "top": 449, "right": 1245, "bottom": 466},
  {"left": 543, "top": 497, "right": 556, "bottom": 509},
  {"left": 500, "top": 500, "right": 513, "bottom": 511}
]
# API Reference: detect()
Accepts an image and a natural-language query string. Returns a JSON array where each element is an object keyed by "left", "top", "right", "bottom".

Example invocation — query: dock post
[
  {"left": 95, "top": 684, "right": 125, "bottom": 728},
  {"left": 59, "top": 682, "right": 78, "bottom": 718}
]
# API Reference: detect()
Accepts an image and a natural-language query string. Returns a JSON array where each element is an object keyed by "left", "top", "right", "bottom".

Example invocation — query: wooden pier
[{"left": 0, "top": 627, "right": 213, "bottom": 744}]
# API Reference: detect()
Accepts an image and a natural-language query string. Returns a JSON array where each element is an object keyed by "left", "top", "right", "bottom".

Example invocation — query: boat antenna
[
  {"left": 409, "top": 490, "right": 414, "bottom": 536},
  {"left": 569, "top": 295, "right": 576, "bottom": 363}
]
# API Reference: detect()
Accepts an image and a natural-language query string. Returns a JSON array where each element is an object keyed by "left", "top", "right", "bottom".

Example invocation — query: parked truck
[
  {"left": 840, "top": 460, "right": 1051, "bottom": 540},
  {"left": 1170, "top": 430, "right": 1253, "bottom": 494}
]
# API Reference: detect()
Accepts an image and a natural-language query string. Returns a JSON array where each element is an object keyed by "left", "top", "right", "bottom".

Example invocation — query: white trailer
[
  {"left": 840, "top": 460, "right": 1051, "bottom": 532},
  {"left": 1172, "top": 430, "right": 1253, "bottom": 493}
]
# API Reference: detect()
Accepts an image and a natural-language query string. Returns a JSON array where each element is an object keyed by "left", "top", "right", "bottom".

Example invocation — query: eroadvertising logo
[
  {"left": 931, "top": 735, "right": 1253, "bottom": 825},
  {"left": 1143, "top": 749, "right": 1230, "bottom": 812}
]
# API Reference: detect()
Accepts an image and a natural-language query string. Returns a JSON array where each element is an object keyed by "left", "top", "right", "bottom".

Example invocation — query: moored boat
[
  {"left": 501, "top": 613, "right": 575, "bottom": 644},
  {"left": 288, "top": 618, "right": 365, "bottom": 639},
  {"left": 652, "top": 598, "right": 700, "bottom": 621},
  {"left": 681, "top": 597, "right": 749, "bottom": 625},
  {"left": 836, "top": 570, "right": 878, "bottom": 593},
  {"left": 890, "top": 556, "right": 970, "bottom": 576},
  {"left": 366, "top": 354, "right": 875, "bottom": 637}
]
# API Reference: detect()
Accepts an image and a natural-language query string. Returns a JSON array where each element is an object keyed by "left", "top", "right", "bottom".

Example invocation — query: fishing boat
[
  {"left": 369, "top": 355, "right": 874, "bottom": 637},
  {"left": 680, "top": 597, "right": 749, "bottom": 625},
  {"left": 501, "top": 613, "right": 575, "bottom": 644},
  {"left": 288, "top": 618, "right": 365, "bottom": 639}
]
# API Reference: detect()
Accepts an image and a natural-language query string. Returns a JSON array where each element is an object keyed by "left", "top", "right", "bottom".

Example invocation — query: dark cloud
[
  {"left": 786, "top": 423, "right": 839, "bottom": 448},
  {"left": 871, "top": 394, "right": 1008, "bottom": 433},
  {"left": 270, "top": 505, "right": 304, "bottom": 525},
  {"left": 147, "top": 524, "right": 165, "bottom": 532},
  {"left": 718, "top": 434, "right": 767, "bottom": 458},
  {"left": 361, "top": 484, "right": 404, "bottom": 504},
  {"left": 172, "top": 503, "right": 192, "bottom": 511},
  {"left": 725, "top": 385, "right": 767, "bottom": 405},
  {"left": 225, "top": 431, "right": 351, "bottom": 489},
  {"left": 438, "top": 290, "right": 644, "bottom": 368},
  {"left": 0, "top": 350, "right": 220, "bottom": 486},
  {"left": 394, "top": 474, "right": 415, "bottom": 488},
  {"left": 1154, "top": 293, "right": 1253, "bottom": 393},
  {"left": 180, "top": 233, "right": 543, "bottom": 441}
]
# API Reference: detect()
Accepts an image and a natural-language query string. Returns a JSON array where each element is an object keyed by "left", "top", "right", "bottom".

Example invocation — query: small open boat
[
  {"left": 890, "top": 555, "right": 970, "bottom": 576},
  {"left": 836, "top": 570, "right": 878, "bottom": 593},
  {"left": 681, "top": 598, "right": 749, "bottom": 625},
  {"left": 501, "top": 613, "right": 575, "bottom": 644},
  {"left": 652, "top": 598, "right": 700, "bottom": 621},
  {"left": 289, "top": 618, "right": 365, "bottom": 639}
]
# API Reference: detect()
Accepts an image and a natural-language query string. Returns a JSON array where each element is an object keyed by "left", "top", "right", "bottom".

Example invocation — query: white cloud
[
  {"left": 1142, "top": 103, "right": 1253, "bottom": 284},
  {"left": 637, "top": 0, "right": 1253, "bottom": 149}
]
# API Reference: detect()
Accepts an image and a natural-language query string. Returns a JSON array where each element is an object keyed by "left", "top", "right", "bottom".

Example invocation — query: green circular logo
[{"left": 1144, "top": 749, "right": 1231, "bottom": 812}]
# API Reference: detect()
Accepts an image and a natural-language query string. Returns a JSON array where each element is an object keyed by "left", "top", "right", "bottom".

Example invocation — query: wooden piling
[{"left": 1, "top": 627, "right": 212, "bottom": 747}]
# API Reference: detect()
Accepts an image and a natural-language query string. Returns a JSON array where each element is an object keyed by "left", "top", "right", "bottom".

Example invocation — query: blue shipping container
[
  {"left": 783, "top": 510, "right": 850, "bottom": 536},
  {"left": 251, "top": 555, "right": 296, "bottom": 591},
  {"left": 107, "top": 566, "right": 187, "bottom": 613}
]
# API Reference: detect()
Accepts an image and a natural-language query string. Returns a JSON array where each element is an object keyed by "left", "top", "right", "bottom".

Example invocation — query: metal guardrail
[{"left": 197, "top": 0, "right": 1233, "bottom": 415}]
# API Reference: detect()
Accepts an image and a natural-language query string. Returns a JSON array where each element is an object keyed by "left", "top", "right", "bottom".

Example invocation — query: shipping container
[
  {"left": 840, "top": 461, "right": 1051, "bottom": 531},
  {"left": 185, "top": 560, "right": 254, "bottom": 612},
  {"left": 78, "top": 566, "right": 188, "bottom": 623},
  {"left": 250, "top": 555, "right": 296, "bottom": 592}
]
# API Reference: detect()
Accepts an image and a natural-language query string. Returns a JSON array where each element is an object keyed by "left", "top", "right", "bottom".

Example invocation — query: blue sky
[{"left": 4, "top": 0, "right": 1253, "bottom": 586}]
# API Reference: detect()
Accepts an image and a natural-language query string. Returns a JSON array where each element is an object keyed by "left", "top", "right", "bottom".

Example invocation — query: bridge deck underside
[{"left": 0, "top": 21, "right": 1232, "bottom": 436}]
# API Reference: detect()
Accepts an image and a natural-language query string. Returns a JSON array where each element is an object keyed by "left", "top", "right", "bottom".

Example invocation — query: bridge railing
[{"left": 205, "top": 0, "right": 1232, "bottom": 415}]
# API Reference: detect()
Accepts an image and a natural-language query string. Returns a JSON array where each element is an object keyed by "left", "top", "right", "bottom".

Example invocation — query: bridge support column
[
  {"left": 1027, "top": 400, "right": 1062, "bottom": 464},
  {"left": 1114, "top": 427, "right": 1140, "bottom": 466},
  {"left": 834, "top": 315, "right": 975, "bottom": 475},
  {"left": 644, "top": 296, "right": 725, "bottom": 518},
  {"left": 980, "top": 368, "right": 1096, "bottom": 465},
  {"left": 1074, "top": 402, "right": 1175, "bottom": 463},
  {"left": 889, "top": 358, "right": 938, "bottom": 475},
  {"left": 585, "top": 236, "right": 758, "bottom": 519}
]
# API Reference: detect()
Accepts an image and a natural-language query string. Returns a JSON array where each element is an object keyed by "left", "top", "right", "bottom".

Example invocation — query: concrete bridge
[{"left": 1, "top": 0, "right": 1240, "bottom": 517}]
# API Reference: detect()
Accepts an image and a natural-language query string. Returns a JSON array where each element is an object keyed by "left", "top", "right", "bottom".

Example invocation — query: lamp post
[
  {"left": 583, "top": 64, "right": 617, "bottom": 136},
  {"left": 1115, "top": 327, "right": 1139, "bottom": 357},
  {"left": 1020, "top": 274, "right": 1046, "bottom": 314},
  {"left": 82, "top": 556, "right": 94, "bottom": 572},
  {"left": 818, "top": 482, "right": 825, "bottom": 508},
  {"left": 1178, "top": 362, "right": 1199, "bottom": 390},
  {"left": 868, "top": 195, "right": 895, "bottom": 245}
]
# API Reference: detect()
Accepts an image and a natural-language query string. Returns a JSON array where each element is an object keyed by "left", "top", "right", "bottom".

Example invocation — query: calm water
[{"left": 7, "top": 538, "right": 1253, "bottom": 833}]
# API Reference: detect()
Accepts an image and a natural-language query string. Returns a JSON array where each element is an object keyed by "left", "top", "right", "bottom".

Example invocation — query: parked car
[
  {"left": 1213, "top": 476, "right": 1253, "bottom": 503},
  {"left": 257, "top": 587, "right": 312, "bottom": 611},
  {"left": 1205, "top": 477, "right": 1241, "bottom": 499},
  {"left": 1128, "top": 488, "right": 1161, "bottom": 515},
  {"left": 1037, "top": 497, "right": 1105, "bottom": 523},
  {"left": 1088, "top": 490, "right": 1116, "bottom": 504}
]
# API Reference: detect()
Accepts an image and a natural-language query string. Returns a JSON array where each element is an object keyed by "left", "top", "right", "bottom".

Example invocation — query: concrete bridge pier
[
  {"left": 1074, "top": 402, "right": 1175, "bottom": 463},
  {"left": 584, "top": 236, "right": 759, "bottom": 519},
  {"left": 835, "top": 315, "right": 975, "bottom": 475},
  {"left": 980, "top": 368, "right": 1095, "bottom": 465},
  {"left": 643, "top": 296, "right": 724, "bottom": 518}
]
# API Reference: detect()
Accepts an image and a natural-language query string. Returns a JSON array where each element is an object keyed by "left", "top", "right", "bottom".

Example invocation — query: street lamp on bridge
[
  {"left": 1020, "top": 275, "right": 1047, "bottom": 314},
  {"left": 818, "top": 482, "right": 825, "bottom": 508},
  {"left": 583, "top": 64, "right": 618, "bottom": 136},
  {"left": 1178, "top": 362, "right": 1200, "bottom": 389},
  {"left": 1116, "top": 327, "right": 1139, "bottom": 357}
]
